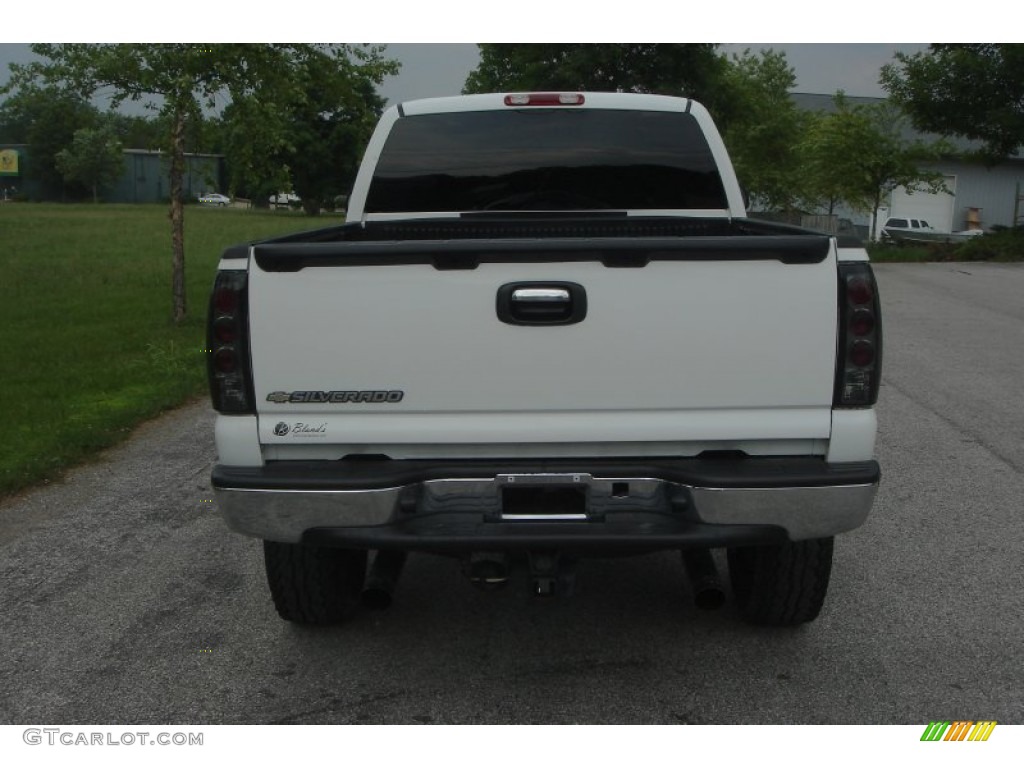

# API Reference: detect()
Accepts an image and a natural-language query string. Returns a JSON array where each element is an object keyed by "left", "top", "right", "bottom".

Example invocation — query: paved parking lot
[{"left": 1, "top": 262, "right": 1021, "bottom": 724}]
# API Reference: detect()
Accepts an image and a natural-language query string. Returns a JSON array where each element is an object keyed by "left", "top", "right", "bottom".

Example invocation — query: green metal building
[
  {"left": 109, "top": 149, "right": 226, "bottom": 203},
  {"left": 0, "top": 144, "right": 225, "bottom": 203}
]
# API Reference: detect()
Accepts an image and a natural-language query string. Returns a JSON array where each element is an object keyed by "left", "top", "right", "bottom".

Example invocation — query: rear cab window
[{"left": 365, "top": 109, "right": 728, "bottom": 213}]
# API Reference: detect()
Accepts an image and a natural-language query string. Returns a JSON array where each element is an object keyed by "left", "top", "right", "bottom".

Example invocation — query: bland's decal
[
  {"left": 272, "top": 422, "right": 327, "bottom": 437},
  {"left": 266, "top": 390, "right": 404, "bottom": 404}
]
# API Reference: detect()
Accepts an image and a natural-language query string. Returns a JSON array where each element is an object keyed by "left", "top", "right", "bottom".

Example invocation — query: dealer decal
[
  {"left": 266, "top": 390, "right": 404, "bottom": 404},
  {"left": 273, "top": 422, "right": 327, "bottom": 437}
]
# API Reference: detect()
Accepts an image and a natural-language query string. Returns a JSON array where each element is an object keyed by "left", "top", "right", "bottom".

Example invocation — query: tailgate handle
[
  {"left": 512, "top": 288, "right": 570, "bottom": 303},
  {"left": 497, "top": 282, "right": 587, "bottom": 326}
]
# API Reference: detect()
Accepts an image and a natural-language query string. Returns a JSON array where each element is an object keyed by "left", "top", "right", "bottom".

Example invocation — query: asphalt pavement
[{"left": 1, "top": 261, "right": 1021, "bottom": 724}]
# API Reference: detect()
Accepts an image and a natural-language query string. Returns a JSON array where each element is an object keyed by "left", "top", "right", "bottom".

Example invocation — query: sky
[
  {"left": 377, "top": 44, "right": 929, "bottom": 104},
  {"left": 0, "top": 43, "right": 929, "bottom": 109}
]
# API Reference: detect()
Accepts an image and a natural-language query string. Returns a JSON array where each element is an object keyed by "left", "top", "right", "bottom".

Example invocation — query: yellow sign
[{"left": 0, "top": 149, "right": 19, "bottom": 176}]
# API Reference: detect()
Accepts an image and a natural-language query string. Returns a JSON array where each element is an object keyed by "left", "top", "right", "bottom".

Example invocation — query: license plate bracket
[{"left": 498, "top": 474, "right": 590, "bottom": 521}]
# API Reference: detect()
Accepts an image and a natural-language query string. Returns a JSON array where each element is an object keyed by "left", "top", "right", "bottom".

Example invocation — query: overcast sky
[
  {"left": 377, "top": 43, "right": 929, "bottom": 103},
  {"left": 0, "top": 43, "right": 928, "bottom": 108}
]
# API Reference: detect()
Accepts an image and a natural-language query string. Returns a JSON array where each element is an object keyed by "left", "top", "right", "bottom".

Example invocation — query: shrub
[{"left": 955, "top": 228, "right": 1024, "bottom": 262}]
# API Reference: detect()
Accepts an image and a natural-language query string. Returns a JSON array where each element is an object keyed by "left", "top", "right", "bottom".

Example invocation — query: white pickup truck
[{"left": 207, "top": 92, "right": 882, "bottom": 627}]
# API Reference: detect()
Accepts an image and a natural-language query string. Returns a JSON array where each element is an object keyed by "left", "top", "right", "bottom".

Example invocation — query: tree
[
  {"left": 287, "top": 75, "right": 386, "bottom": 215},
  {"left": 463, "top": 44, "right": 726, "bottom": 107},
  {"left": 55, "top": 121, "right": 124, "bottom": 203},
  {"left": 801, "top": 94, "right": 950, "bottom": 239},
  {"left": 0, "top": 84, "right": 100, "bottom": 199},
  {"left": 798, "top": 110, "right": 848, "bottom": 216},
  {"left": 5, "top": 44, "right": 396, "bottom": 324},
  {"left": 224, "top": 47, "right": 394, "bottom": 215},
  {"left": 108, "top": 112, "right": 220, "bottom": 154},
  {"left": 881, "top": 44, "right": 1024, "bottom": 161},
  {"left": 714, "top": 49, "right": 808, "bottom": 211}
]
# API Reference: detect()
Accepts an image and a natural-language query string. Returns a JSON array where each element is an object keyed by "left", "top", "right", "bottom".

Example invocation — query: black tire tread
[
  {"left": 727, "top": 537, "right": 834, "bottom": 626},
  {"left": 263, "top": 541, "right": 367, "bottom": 625}
]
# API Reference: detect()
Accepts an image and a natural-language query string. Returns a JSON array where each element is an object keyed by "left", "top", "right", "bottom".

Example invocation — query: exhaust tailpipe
[
  {"left": 681, "top": 549, "right": 726, "bottom": 610},
  {"left": 361, "top": 550, "right": 407, "bottom": 609},
  {"left": 466, "top": 552, "right": 509, "bottom": 590}
]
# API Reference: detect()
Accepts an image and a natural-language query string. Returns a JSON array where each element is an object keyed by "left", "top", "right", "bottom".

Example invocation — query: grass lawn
[{"left": 0, "top": 203, "right": 335, "bottom": 497}]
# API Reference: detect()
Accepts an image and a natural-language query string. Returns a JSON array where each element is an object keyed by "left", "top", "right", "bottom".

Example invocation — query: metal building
[
  {"left": 108, "top": 150, "right": 226, "bottom": 203},
  {"left": 0, "top": 144, "right": 225, "bottom": 203}
]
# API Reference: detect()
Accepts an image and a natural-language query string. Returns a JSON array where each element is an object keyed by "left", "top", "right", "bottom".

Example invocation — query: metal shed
[{"left": 107, "top": 150, "right": 226, "bottom": 204}]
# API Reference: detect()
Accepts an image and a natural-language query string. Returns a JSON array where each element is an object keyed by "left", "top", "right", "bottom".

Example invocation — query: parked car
[
  {"left": 269, "top": 192, "right": 301, "bottom": 209},
  {"left": 881, "top": 217, "right": 937, "bottom": 243},
  {"left": 199, "top": 192, "right": 231, "bottom": 207},
  {"left": 882, "top": 217, "right": 987, "bottom": 244}
]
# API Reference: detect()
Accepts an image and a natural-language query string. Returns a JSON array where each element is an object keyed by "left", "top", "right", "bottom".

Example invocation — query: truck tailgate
[{"left": 247, "top": 239, "right": 838, "bottom": 447}]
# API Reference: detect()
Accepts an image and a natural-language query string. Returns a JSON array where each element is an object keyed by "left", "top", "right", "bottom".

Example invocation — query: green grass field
[{"left": 0, "top": 203, "right": 334, "bottom": 497}]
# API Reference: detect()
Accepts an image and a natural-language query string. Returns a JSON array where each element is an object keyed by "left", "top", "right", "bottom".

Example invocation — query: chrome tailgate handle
[
  {"left": 497, "top": 282, "right": 587, "bottom": 326},
  {"left": 511, "top": 288, "right": 571, "bottom": 303}
]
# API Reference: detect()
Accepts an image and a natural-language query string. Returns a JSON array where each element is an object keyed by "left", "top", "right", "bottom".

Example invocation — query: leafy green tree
[
  {"left": 5, "top": 44, "right": 396, "bottom": 324},
  {"left": 881, "top": 44, "right": 1024, "bottom": 160},
  {"left": 224, "top": 46, "right": 394, "bottom": 215},
  {"left": 55, "top": 121, "right": 124, "bottom": 203},
  {"left": 108, "top": 113, "right": 165, "bottom": 150},
  {"left": 220, "top": 95, "right": 291, "bottom": 206},
  {"left": 801, "top": 94, "right": 950, "bottom": 238},
  {"left": 288, "top": 75, "right": 386, "bottom": 215},
  {"left": 463, "top": 44, "right": 726, "bottom": 106},
  {"left": 108, "top": 112, "right": 220, "bottom": 154},
  {"left": 0, "top": 84, "right": 100, "bottom": 199},
  {"left": 715, "top": 49, "right": 808, "bottom": 211},
  {"left": 798, "top": 110, "right": 848, "bottom": 216}
]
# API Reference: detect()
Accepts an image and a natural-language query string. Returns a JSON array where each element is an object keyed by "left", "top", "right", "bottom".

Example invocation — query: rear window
[
  {"left": 886, "top": 218, "right": 909, "bottom": 228},
  {"left": 365, "top": 109, "right": 727, "bottom": 212}
]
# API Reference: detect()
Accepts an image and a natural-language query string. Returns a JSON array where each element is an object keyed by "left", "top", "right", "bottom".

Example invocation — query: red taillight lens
[
  {"left": 213, "top": 317, "right": 237, "bottom": 344},
  {"left": 850, "top": 308, "right": 875, "bottom": 337},
  {"left": 213, "top": 348, "right": 237, "bottom": 373},
  {"left": 504, "top": 93, "right": 586, "bottom": 107},
  {"left": 849, "top": 340, "right": 875, "bottom": 367},
  {"left": 847, "top": 279, "right": 873, "bottom": 305},
  {"left": 207, "top": 269, "right": 253, "bottom": 414},
  {"left": 214, "top": 287, "right": 238, "bottom": 314},
  {"left": 835, "top": 262, "right": 883, "bottom": 408}
]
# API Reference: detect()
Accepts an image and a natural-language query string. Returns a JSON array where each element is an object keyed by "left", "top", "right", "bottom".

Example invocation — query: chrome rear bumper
[{"left": 212, "top": 458, "right": 879, "bottom": 546}]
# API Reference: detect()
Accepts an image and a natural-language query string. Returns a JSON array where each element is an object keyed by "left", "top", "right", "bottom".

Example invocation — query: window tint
[
  {"left": 911, "top": 220, "right": 920, "bottom": 228},
  {"left": 366, "top": 109, "right": 727, "bottom": 212},
  {"left": 887, "top": 218, "right": 908, "bottom": 228},
  {"left": 920, "top": 220, "right": 931, "bottom": 228}
]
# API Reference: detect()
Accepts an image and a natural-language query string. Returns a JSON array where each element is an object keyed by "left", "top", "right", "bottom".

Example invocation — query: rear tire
[
  {"left": 727, "top": 537, "right": 834, "bottom": 626},
  {"left": 263, "top": 541, "right": 367, "bottom": 625}
]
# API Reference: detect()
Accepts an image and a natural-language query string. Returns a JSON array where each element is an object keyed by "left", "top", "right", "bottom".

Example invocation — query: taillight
[
  {"left": 504, "top": 93, "right": 585, "bottom": 107},
  {"left": 835, "top": 263, "right": 883, "bottom": 407},
  {"left": 207, "top": 270, "right": 254, "bottom": 413}
]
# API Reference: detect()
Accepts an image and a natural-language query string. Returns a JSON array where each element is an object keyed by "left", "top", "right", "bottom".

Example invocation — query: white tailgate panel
[{"left": 248, "top": 257, "right": 837, "bottom": 446}]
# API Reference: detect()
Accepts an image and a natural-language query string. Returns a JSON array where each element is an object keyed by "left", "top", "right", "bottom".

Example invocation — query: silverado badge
[{"left": 266, "top": 390, "right": 404, "bottom": 404}]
